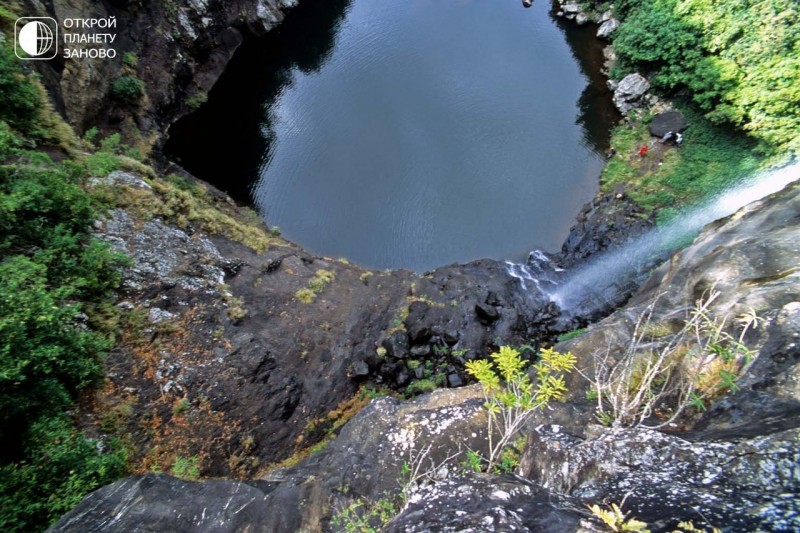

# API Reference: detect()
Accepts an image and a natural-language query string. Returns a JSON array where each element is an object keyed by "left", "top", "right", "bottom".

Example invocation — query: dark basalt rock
[
  {"left": 649, "top": 111, "right": 689, "bottom": 138},
  {"left": 475, "top": 302, "right": 500, "bottom": 323},
  {"left": 387, "top": 475, "right": 589, "bottom": 532},
  {"left": 382, "top": 331, "right": 409, "bottom": 359},
  {"left": 48, "top": 475, "right": 275, "bottom": 532}
]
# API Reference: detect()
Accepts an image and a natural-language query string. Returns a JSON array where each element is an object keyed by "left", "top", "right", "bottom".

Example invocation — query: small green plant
[
  {"left": 558, "top": 327, "right": 587, "bottom": 343},
  {"left": 172, "top": 398, "right": 190, "bottom": 416},
  {"left": 461, "top": 449, "right": 483, "bottom": 473},
  {"left": 122, "top": 52, "right": 138, "bottom": 67},
  {"left": 186, "top": 92, "right": 208, "bottom": 109},
  {"left": 586, "top": 289, "right": 762, "bottom": 428},
  {"left": 295, "top": 269, "right": 335, "bottom": 303},
  {"left": 331, "top": 497, "right": 399, "bottom": 533},
  {"left": 465, "top": 346, "right": 575, "bottom": 471},
  {"left": 588, "top": 503, "right": 650, "bottom": 532},
  {"left": 84, "top": 151, "right": 120, "bottom": 176},
  {"left": 111, "top": 75, "right": 145, "bottom": 104},
  {"left": 171, "top": 455, "right": 201, "bottom": 480},
  {"left": 82, "top": 126, "right": 100, "bottom": 147},
  {"left": 295, "top": 287, "right": 317, "bottom": 304},
  {"left": 405, "top": 379, "right": 437, "bottom": 396}
]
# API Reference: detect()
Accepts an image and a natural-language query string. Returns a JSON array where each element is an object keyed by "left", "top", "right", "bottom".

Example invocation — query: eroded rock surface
[{"left": 610, "top": 73, "right": 650, "bottom": 114}]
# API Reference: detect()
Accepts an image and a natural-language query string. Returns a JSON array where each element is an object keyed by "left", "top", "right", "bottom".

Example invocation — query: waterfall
[{"left": 508, "top": 161, "right": 800, "bottom": 321}]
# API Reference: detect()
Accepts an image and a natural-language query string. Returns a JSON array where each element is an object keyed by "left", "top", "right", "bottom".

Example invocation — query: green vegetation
[
  {"left": 111, "top": 75, "right": 145, "bottom": 105},
  {"left": 171, "top": 455, "right": 201, "bottom": 480},
  {"left": 611, "top": 0, "right": 800, "bottom": 154},
  {"left": 598, "top": 0, "right": 798, "bottom": 215},
  {"left": 0, "top": 41, "right": 137, "bottom": 531},
  {"left": 122, "top": 52, "right": 139, "bottom": 68},
  {"left": 186, "top": 92, "right": 208, "bottom": 109},
  {"left": 588, "top": 501, "right": 720, "bottom": 533},
  {"left": 586, "top": 289, "right": 761, "bottom": 428},
  {"left": 558, "top": 327, "right": 587, "bottom": 343},
  {"left": 466, "top": 346, "right": 576, "bottom": 471},
  {"left": 601, "top": 107, "right": 761, "bottom": 212},
  {"left": 295, "top": 269, "right": 336, "bottom": 303},
  {"left": 331, "top": 497, "right": 399, "bottom": 533}
]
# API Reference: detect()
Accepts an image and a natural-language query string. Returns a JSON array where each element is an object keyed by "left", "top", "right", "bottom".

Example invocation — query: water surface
[{"left": 166, "top": 0, "right": 616, "bottom": 271}]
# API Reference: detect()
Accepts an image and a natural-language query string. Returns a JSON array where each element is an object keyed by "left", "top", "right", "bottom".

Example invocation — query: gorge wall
[{"left": 12, "top": 0, "right": 798, "bottom": 531}]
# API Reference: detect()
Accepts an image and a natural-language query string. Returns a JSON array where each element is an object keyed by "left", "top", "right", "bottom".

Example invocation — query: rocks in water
[
  {"left": 562, "top": 3, "right": 581, "bottom": 14},
  {"left": 597, "top": 18, "right": 620, "bottom": 39},
  {"left": 575, "top": 12, "right": 589, "bottom": 25},
  {"left": 648, "top": 110, "right": 689, "bottom": 138},
  {"left": 611, "top": 73, "right": 650, "bottom": 114}
]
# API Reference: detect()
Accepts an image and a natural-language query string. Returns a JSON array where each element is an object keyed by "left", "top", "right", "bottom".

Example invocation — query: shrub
[
  {"left": 612, "top": 0, "right": 800, "bottom": 153},
  {"left": 0, "top": 45, "right": 41, "bottom": 133},
  {"left": 0, "top": 415, "right": 128, "bottom": 532},
  {"left": 171, "top": 455, "right": 201, "bottom": 480},
  {"left": 585, "top": 289, "right": 762, "bottom": 428},
  {"left": 466, "top": 346, "right": 575, "bottom": 471},
  {"left": 122, "top": 52, "right": 138, "bottom": 68},
  {"left": 186, "top": 92, "right": 208, "bottom": 109},
  {"left": 111, "top": 75, "right": 145, "bottom": 104}
]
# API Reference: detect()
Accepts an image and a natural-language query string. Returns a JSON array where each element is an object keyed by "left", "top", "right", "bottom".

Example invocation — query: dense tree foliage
[
  {"left": 612, "top": 0, "right": 800, "bottom": 153},
  {"left": 0, "top": 44, "right": 129, "bottom": 531}
]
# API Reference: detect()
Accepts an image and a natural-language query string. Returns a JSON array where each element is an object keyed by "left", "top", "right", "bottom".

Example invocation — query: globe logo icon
[{"left": 15, "top": 18, "right": 58, "bottom": 60}]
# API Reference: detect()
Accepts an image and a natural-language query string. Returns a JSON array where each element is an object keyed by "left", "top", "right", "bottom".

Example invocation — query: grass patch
[
  {"left": 601, "top": 108, "right": 763, "bottom": 213},
  {"left": 295, "top": 269, "right": 335, "bottom": 303}
]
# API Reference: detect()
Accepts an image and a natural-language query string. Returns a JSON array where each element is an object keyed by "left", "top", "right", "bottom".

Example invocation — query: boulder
[
  {"left": 648, "top": 110, "right": 689, "bottom": 138},
  {"left": 50, "top": 387, "right": 490, "bottom": 532},
  {"left": 597, "top": 18, "right": 619, "bottom": 39},
  {"left": 575, "top": 12, "right": 589, "bottom": 25},
  {"left": 475, "top": 302, "right": 500, "bottom": 323},
  {"left": 562, "top": 3, "right": 581, "bottom": 14},
  {"left": 612, "top": 73, "right": 650, "bottom": 114},
  {"left": 386, "top": 475, "right": 589, "bottom": 532},
  {"left": 520, "top": 424, "right": 800, "bottom": 531}
]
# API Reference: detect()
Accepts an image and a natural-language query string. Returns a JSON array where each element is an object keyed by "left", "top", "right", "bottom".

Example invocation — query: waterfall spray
[{"left": 508, "top": 161, "right": 800, "bottom": 321}]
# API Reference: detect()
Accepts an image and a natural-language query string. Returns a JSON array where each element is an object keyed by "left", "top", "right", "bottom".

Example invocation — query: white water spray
[{"left": 510, "top": 161, "right": 800, "bottom": 318}]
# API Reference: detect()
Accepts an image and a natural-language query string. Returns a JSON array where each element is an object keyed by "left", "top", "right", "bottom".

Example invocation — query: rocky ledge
[{"left": 52, "top": 177, "right": 800, "bottom": 530}]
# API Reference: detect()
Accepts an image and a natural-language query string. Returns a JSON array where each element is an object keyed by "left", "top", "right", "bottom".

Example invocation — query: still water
[{"left": 166, "top": 0, "right": 617, "bottom": 271}]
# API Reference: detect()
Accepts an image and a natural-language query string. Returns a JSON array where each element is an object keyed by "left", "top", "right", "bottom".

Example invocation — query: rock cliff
[
  {"left": 51, "top": 178, "right": 800, "bottom": 530},
  {"left": 24, "top": 0, "right": 299, "bottom": 137}
]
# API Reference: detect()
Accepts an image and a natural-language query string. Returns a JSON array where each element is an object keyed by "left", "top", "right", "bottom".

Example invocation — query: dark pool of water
[{"left": 166, "top": 0, "right": 618, "bottom": 272}]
